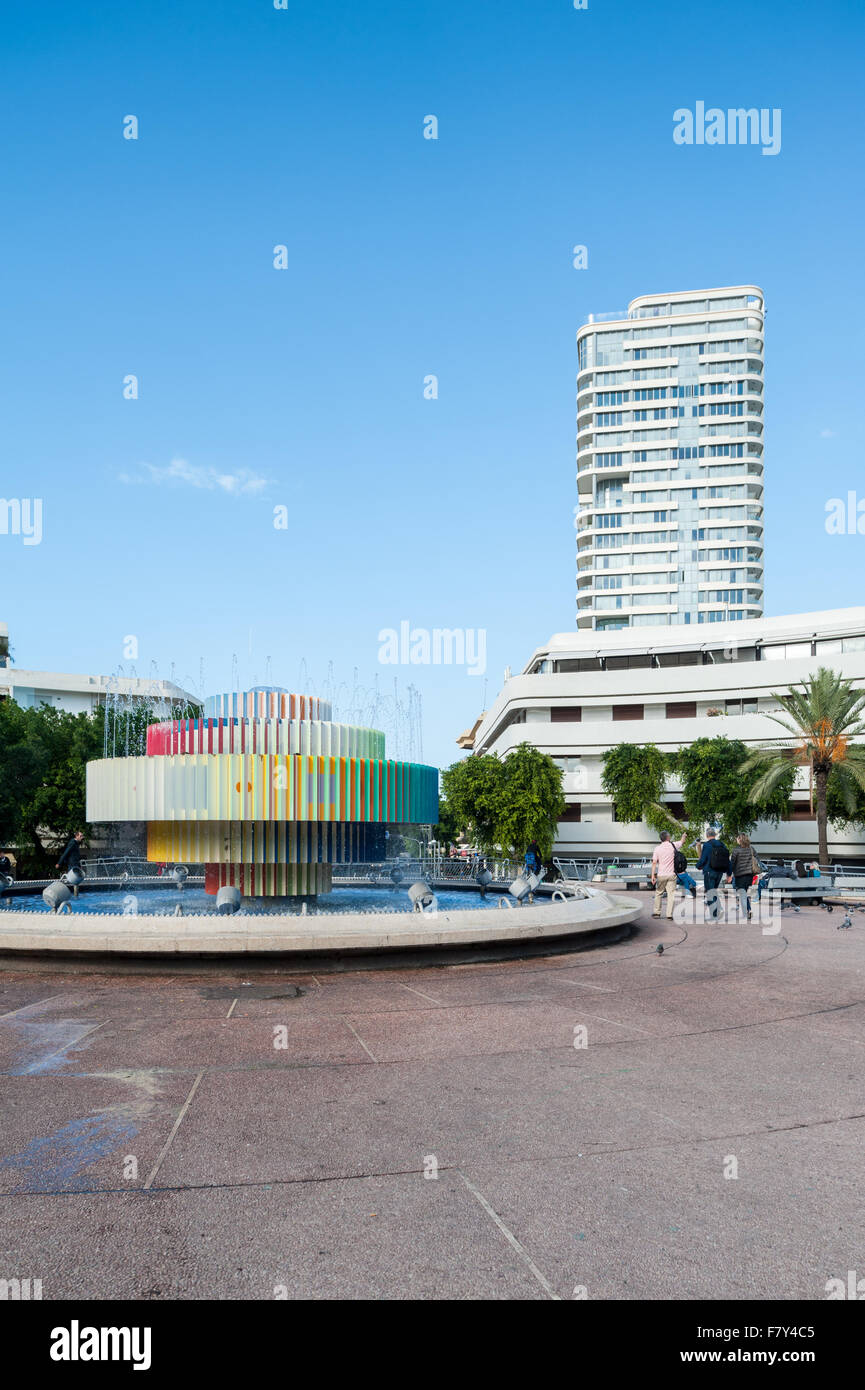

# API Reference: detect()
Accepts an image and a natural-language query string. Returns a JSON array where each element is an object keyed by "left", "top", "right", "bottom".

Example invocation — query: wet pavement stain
[
  {"left": 1, "top": 1018, "right": 106, "bottom": 1075},
  {"left": 0, "top": 1108, "right": 141, "bottom": 1192}
]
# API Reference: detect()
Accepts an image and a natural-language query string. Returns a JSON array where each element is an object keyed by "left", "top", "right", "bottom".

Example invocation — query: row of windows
[
  {"left": 586, "top": 360, "right": 759, "bottom": 389},
  {"left": 627, "top": 486, "right": 747, "bottom": 503},
  {"left": 592, "top": 572, "right": 676, "bottom": 590},
  {"left": 591, "top": 443, "right": 756, "bottom": 466},
  {"left": 594, "top": 593, "right": 674, "bottom": 609},
  {"left": 591, "top": 531, "right": 677, "bottom": 548},
  {"left": 588, "top": 548, "right": 759, "bottom": 572},
  {"left": 594, "top": 404, "right": 754, "bottom": 426}
]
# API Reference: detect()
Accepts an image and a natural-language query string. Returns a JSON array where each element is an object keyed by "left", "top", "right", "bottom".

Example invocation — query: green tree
[
  {"left": 494, "top": 743, "right": 566, "bottom": 862},
  {"left": 18, "top": 706, "right": 105, "bottom": 858},
  {"left": 740, "top": 667, "right": 865, "bottom": 866},
  {"left": 440, "top": 754, "right": 505, "bottom": 853},
  {"left": 600, "top": 743, "right": 674, "bottom": 834},
  {"left": 440, "top": 744, "right": 565, "bottom": 861},
  {"left": 675, "top": 735, "right": 794, "bottom": 843},
  {"left": 0, "top": 700, "right": 53, "bottom": 855},
  {"left": 434, "top": 795, "right": 462, "bottom": 850}
]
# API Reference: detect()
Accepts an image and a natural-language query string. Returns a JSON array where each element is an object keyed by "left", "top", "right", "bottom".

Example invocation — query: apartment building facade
[{"left": 576, "top": 286, "right": 765, "bottom": 631}]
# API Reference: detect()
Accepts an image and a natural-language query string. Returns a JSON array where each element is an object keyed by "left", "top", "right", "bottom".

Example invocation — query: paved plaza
[{"left": 1, "top": 892, "right": 863, "bottom": 1301}]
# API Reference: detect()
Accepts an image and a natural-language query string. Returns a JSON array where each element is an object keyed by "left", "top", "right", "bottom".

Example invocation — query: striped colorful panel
[
  {"left": 87, "top": 755, "right": 440, "bottom": 824},
  {"left": 204, "top": 862, "right": 333, "bottom": 896},
  {"left": 146, "top": 820, "right": 387, "bottom": 865},
  {"left": 146, "top": 718, "right": 385, "bottom": 760},
  {"left": 203, "top": 691, "right": 332, "bottom": 722}
]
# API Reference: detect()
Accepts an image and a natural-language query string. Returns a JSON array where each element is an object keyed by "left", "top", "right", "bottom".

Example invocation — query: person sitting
[{"left": 756, "top": 862, "right": 795, "bottom": 899}]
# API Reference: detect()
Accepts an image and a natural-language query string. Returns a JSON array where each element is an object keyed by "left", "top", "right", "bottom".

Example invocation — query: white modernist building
[
  {"left": 0, "top": 621, "right": 199, "bottom": 716},
  {"left": 0, "top": 668, "right": 198, "bottom": 717},
  {"left": 462, "top": 609, "right": 865, "bottom": 862},
  {"left": 576, "top": 286, "right": 765, "bottom": 630}
]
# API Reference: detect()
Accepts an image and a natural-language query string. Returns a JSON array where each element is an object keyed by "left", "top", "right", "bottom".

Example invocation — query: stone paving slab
[
  {"left": 0, "top": 1071, "right": 195, "bottom": 1195},
  {"left": 460, "top": 1116, "right": 865, "bottom": 1300},
  {"left": 0, "top": 1173, "right": 547, "bottom": 1300},
  {"left": 1, "top": 893, "right": 864, "bottom": 1299}
]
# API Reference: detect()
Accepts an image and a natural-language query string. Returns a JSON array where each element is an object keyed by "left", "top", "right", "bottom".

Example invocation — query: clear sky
[{"left": 2, "top": 0, "right": 863, "bottom": 769}]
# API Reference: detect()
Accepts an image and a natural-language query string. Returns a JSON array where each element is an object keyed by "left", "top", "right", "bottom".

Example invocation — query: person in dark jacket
[
  {"left": 728, "top": 833, "right": 757, "bottom": 921},
  {"left": 696, "top": 829, "right": 730, "bottom": 919},
  {"left": 56, "top": 831, "right": 84, "bottom": 875},
  {"left": 524, "top": 841, "right": 542, "bottom": 875}
]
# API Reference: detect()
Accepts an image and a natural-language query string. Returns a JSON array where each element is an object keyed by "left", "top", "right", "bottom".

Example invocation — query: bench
[
  {"left": 763, "top": 877, "right": 827, "bottom": 906},
  {"left": 829, "top": 876, "right": 865, "bottom": 895},
  {"left": 605, "top": 866, "right": 651, "bottom": 890}
]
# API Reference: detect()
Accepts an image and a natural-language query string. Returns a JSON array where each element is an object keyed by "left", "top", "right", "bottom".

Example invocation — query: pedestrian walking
[
  {"left": 696, "top": 828, "right": 730, "bottom": 920},
  {"left": 728, "top": 833, "right": 758, "bottom": 920},
  {"left": 524, "top": 840, "right": 542, "bottom": 876},
  {"left": 56, "top": 830, "right": 85, "bottom": 876},
  {"left": 651, "top": 829, "right": 688, "bottom": 920}
]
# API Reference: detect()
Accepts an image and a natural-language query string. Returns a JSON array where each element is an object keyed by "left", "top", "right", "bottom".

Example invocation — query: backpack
[
  {"left": 673, "top": 849, "right": 687, "bottom": 875},
  {"left": 709, "top": 842, "right": 730, "bottom": 873}
]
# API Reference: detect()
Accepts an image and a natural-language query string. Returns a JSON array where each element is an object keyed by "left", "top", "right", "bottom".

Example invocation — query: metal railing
[{"left": 552, "top": 857, "right": 604, "bottom": 882}]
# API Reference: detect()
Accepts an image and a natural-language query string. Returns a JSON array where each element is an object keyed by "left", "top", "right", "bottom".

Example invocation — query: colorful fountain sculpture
[{"left": 86, "top": 688, "right": 440, "bottom": 897}]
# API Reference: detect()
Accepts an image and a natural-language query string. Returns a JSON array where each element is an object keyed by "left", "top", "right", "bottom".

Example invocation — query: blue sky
[{"left": 2, "top": 0, "right": 863, "bottom": 769}]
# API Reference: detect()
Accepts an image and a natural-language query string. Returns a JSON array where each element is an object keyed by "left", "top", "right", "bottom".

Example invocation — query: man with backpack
[
  {"left": 650, "top": 829, "right": 689, "bottom": 920},
  {"left": 696, "top": 828, "right": 730, "bottom": 920}
]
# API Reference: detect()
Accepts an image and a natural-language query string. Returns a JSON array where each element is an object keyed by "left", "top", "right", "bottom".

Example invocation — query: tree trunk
[{"left": 815, "top": 768, "right": 830, "bottom": 869}]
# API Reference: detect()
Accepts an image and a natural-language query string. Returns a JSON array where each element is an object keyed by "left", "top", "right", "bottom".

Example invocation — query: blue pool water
[{"left": 22, "top": 885, "right": 519, "bottom": 916}]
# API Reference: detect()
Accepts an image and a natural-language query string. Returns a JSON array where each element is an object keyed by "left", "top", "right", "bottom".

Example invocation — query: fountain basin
[{"left": 0, "top": 886, "right": 641, "bottom": 958}]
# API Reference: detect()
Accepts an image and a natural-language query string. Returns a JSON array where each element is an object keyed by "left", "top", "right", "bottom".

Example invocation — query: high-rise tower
[{"left": 575, "top": 287, "right": 765, "bottom": 630}]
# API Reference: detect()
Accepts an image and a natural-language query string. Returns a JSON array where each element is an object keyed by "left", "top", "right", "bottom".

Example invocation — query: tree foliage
[
  {"left": 674, "top": 735, "right": 794, "bottom": 841},
  {"left": 601, "top": 744, "right": 668, "bottom": 824},
  {"left": 0, "top": 701, "right": 105, "bottom": 867},
  {"left": 440, "top": 744, "right": 565, "bottom": 860},
  {"left": 0, "top": 700, "right": 190, "bottom": 874},
  {"left": 740, "top": 667, "right": 865, "bottom": 864}
]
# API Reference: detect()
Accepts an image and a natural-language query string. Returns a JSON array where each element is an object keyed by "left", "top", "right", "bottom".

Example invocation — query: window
[
  {"left": 559, "top": 804, "right": 582, "bottom": 822},
  {"left": 666, "top": 701, "right": 697, "bottom": 719},
  {"left": 551, "top": 707, "right": 582, "bottom": 722},
  {"left": 606, "top": 653, "right": 653, "bottom": 671},
  {"left": 725, "top": 698, "right": 759, "bottom": 715},
  {"left": 613, "top": 704, "right": 644, "bottom": 721}
]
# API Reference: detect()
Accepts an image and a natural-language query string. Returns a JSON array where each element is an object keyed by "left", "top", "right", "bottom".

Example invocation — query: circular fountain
[
  {"left": 0, "top": 687, "right": 643, "bottom": 959},
  {"left": 86, "top": 688, "right": 440, "bottom": 899}
]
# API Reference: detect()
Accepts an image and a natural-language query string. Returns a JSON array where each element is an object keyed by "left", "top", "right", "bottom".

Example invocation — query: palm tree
[{"left": 740, "top": 667, "right": 865, "bottom": 867}]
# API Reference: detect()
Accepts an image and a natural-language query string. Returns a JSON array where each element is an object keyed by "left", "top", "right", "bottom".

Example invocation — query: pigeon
[
  {"left": 838, "top": 915, "right": 853, "bottom": 931},
  {"left": 655, "top": 944, "right": 664, "bottom": 955}
]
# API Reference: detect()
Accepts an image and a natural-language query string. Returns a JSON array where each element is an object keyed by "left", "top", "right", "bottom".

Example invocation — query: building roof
[{"left": 524, "top": 608, "right": 865, "bottom": 671}]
